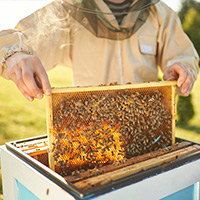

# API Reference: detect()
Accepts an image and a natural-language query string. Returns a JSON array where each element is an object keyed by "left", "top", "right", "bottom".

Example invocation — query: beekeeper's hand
[
  {"left": 163, "top": 62, "right": 196, "bottom": 96},
  {"left": 6, "top": 52, "right": 51, "bottom": 101}
]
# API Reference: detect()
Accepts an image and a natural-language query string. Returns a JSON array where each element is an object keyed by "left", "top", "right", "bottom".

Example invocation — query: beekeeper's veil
[{"left": 61, "top": 0, "right": 160, "bottom": 40}]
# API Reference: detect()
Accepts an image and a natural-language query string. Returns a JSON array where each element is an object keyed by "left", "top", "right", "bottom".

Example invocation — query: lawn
[
  {"left": 176, "top": 74, "right": 200, "bottom": 142},
  {"left": 0, "top": 65, "right": 199, "bottom": 197},
  {"left": 0, "top": 66, "right": 72, "bottom": 144}
]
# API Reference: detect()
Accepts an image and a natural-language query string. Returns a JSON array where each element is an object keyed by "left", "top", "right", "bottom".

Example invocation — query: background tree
[
  {"left": 179, "top": 0, "right": 200, "bottom": 58},
  {"left": 177, "top": 0, "right": 200, "bottom": 125},
  {"left": 177, "top": 94, "right": 195, "bottom": 125}
]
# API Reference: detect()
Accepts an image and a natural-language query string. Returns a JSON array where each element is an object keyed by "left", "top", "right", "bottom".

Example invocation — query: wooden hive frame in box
[{"left": 46, "top": 81, "right": 177, "bottom": 175}]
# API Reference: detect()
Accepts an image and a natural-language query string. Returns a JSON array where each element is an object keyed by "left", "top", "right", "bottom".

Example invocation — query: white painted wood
[
  {"left": 92, "top": 159, "right": 200, "bottom": 200},
  {"left": 1, "top": 145, "right": 200, "bottom": 200},
  {"left": 0, "top": 146, "right": 75, "bottom": 200}
]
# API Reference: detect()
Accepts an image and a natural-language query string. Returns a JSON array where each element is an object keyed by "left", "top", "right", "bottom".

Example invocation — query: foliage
[
  {"left": 177, "top": 94, "right": 195, "bottom": 125},
  {"left": 179, "top": 0, "right": 200, "bottom": 22},
  {"left": 179, "top": 0, "right": 200, "bottom": 57},
  {"left": 176, "top": 0, "right": 200, "bottom": 125}
]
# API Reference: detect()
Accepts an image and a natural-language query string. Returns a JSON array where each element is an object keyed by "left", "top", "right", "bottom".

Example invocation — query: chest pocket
[{"left": 138, "top": 35, "right": 157, "bottom": 56}]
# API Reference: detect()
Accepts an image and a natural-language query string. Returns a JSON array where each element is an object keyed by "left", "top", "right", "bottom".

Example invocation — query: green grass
[
  {"left": 0, "top": 65, "right": 200, "bottom": 198},
  {"left": 175, "top": 75, "right": 200, "bottom": 143},
  {"left": 0, "top": 66, "right": 72, "bottom": 144}
]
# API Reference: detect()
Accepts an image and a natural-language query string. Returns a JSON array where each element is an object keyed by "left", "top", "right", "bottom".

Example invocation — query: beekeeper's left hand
[{"left": 163, "top": 62, "right": 196, "bottom": 96}]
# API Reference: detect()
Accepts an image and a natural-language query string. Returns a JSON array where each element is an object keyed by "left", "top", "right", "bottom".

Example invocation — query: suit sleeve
[
  {"left": 0, "top": 1, "right": 73, "bottom": 79},
  {"left": 156, "top": 2, "right": 199, "bottom": 78}
]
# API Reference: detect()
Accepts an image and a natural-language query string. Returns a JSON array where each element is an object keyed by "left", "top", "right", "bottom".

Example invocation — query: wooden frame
[{"left": 46, "top": 81, "right": 177, "bottom": 171}]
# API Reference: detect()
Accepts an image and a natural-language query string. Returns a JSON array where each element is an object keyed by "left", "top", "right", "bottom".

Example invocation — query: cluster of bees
[
  {"left": 52, "top": 123, "right": 125, "bottom": 176},
  {"left": 52, "top": 88, "right": 172, "bottom": 175}
]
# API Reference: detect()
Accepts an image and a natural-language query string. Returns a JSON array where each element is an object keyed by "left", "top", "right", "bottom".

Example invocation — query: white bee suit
[{"left": 0, "top": 0, "right": 199, "bottom": 86}]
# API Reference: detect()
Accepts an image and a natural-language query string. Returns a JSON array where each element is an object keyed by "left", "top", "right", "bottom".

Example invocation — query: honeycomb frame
[{"left": 46, "top": 81, "right": 177, "bottom": 174}]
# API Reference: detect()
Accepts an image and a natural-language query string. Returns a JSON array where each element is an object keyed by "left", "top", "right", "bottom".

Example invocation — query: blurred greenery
[
  {"left": 176, "top": 0, "right": 200, "bottom": 127},
  {"left": 0, "top": 66, "right": 72, "bottom": 145},
  {"left": 177, "top": 94, "right": 194, "bottom": 125},
  {"left": 179, "top": 0, "right": 200, "bottom": 56}
]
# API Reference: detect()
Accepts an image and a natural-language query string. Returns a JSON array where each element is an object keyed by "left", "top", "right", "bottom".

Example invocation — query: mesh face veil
[{"left": 60, "top": 0, "right": 160, "bottom": 40}]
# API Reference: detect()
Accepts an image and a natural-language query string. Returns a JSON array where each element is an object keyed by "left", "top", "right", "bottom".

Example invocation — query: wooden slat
[
  {"left": 51, "top": 81, "right": 177, "bottom": 94},
  {"left": 46, "top": 95, "right": 55, "bottom": 171},
  {"left": 66, "top": 142, "right": 191, "bottom": 183},
  {"left": 26, "top": 147, "right": 48, "bottom": 157},
  {"left": 74, "top": 144, "right": 200, "bottom": 191},
  {"left": 21, "top": 144, "right": 48, "bottom": 151},
  {"left": 171, "top": 85, "right": 177, "bottom": 145}
]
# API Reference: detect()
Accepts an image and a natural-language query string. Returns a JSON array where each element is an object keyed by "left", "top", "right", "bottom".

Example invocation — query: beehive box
[{"left": 46, "top": 81, "right": 177, "bottom": 175}]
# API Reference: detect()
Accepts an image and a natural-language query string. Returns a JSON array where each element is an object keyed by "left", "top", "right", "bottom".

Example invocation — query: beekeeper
[{"left": 0, "top": 0, "right": 199, "bottom": 101}]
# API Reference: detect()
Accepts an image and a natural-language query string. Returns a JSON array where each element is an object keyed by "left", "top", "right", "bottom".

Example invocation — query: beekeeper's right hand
[{"left": 6, "top": 52, "right": 51, "bottom": 101}]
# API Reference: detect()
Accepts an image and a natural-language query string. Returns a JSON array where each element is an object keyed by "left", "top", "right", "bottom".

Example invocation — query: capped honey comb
[{"left": 46, "top": 81, "right": 176, "bottom": 175}]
